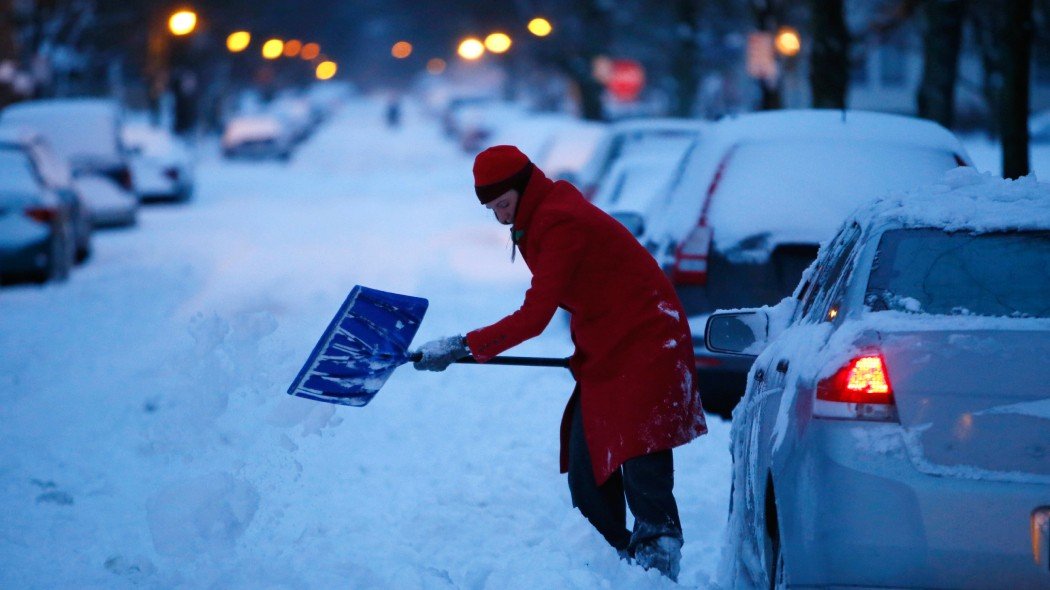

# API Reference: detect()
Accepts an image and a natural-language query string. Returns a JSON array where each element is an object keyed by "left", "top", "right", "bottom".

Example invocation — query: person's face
[{"left": 485, "top": 189, "right": 519, "bottom": 225}]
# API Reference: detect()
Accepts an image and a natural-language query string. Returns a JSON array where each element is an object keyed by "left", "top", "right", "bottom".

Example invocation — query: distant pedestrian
[
  {"left": 413, "top": 145, "right": 707, "bottom": 581},
  {"left": 385, "top": 97, "right": 401, "bottom": 129}
]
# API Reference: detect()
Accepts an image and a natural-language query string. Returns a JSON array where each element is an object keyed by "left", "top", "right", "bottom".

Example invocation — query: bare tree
[
  {"left": 669, "top": 0, "right": 701, "bottom": 117},
  {"left": 809, "top": 0, "right": 849, "bottom": 108}
]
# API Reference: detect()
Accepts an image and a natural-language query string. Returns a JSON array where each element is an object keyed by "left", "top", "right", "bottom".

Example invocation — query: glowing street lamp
[
  {"left": 168, "top": 9, "right": 197, "bottom": 36},
  {"left": 484, "top": 32, "right": 512, "bottom": 54},
  {"left": 262, "top": 38, "right": 284, "bottom": 60},
  {"left": 775, "top": 26, "right": 802, "bottom": 57},
  {"left": 527, "top": 17, "right": 552, "bottom": 37},
  {"left": 391, "top": 41, "right": 413, "bottom": 59},
  {"left": 226, "top": 31, "right": 251, "bottom": 53},
  {"left": 283, "top": 39, "right": 303, "bottom": 58},
  {"left": 316, "top": 60, "right": 338, "bottom": 80},
  {"left": 300, "top": 43, "right": 321, "bottom": 61},
  {"left": 427, "top": 58, "right": 447, "bottom": 75},
  {"left": 458, "top": 37, "right": 485, "bottom": 61}
]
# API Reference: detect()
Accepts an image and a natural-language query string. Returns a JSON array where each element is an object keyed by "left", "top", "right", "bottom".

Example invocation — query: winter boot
[{"left": 633, "top": 536, "right": 683, "bottom": 582}]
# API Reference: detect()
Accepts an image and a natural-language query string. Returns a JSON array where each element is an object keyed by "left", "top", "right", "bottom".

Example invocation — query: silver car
[{"left": 706, "top": 169, "right": 1050, "bottom": 589}]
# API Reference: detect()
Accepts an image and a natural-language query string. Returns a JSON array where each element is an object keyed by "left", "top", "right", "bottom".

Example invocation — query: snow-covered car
[
  {"left": 122, "top": 123, "right": 194, "bottom": 202},
  {"left": 705, "top": 168, "right": 1050, "bottom": 590},
  {"left": 0, "top": 145, "right": 75, "bottom": 284},
  {"left": 572, "top": 118, "right": 707, "bottom": 201},
  {"left": 0, "top": 127, "right": 92, "bottom": 262},
  {"left": 0, "top": 98, "right": 137, "bottom": 196},
  {"left": 590, "top": 139, "right": 697, "bottom": 240},
  {"left": 536, "top": 119, "right": 607, "bottom": 182},
  {"left": 72, "top": 174, "right": 137, "bottom": 228},
  {"left": 221, "top": 114, "right": 293, "bottom": 161},
  {"left": 644, "top": 110, "right": 971, "bottom": 417},
  {"left": 269, "top": 94, "right": 317, "bottom": 144}
]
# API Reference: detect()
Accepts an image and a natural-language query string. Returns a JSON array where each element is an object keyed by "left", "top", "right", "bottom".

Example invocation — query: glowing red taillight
[
  {"left": 817, "top": 354, "right": 894, "bottom": 405},
  {"left": 672, "top": 225, "right": 712, "bottom": 285},
  {"left": 24, "top": 206, "right": 57, "bottom": 224}
]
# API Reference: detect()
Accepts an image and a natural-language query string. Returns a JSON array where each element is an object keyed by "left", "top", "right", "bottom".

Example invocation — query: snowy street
[{"left": 0, "top": 99, "right": 732, "bottom": 588}]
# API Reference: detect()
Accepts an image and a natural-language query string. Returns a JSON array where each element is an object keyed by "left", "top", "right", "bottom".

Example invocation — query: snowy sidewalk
[{"left": 0, "top": 98, "right": 730, "bottom": 589}]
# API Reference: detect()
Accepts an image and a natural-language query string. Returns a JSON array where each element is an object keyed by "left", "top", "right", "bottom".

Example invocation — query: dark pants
[{"left": 566, "top": 391, "right": 683, "bottom": 553}]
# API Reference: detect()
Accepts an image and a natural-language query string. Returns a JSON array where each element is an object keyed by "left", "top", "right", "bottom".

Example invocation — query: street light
[
  {"left": 457, "top": 38, "right": 485, "bottom": 61},
  {"left": 283, "top": 39, "right": 303, "bottom": 58},
  {"left": 484, "top": 32, "right": 512, "bottom": 54},
  {"left": 427, "top": 58, "right": 447, "bottom": 75},
  {"left": 300, "top": 43, "right": 321, "bottom": 61},
  {"left": 226, "top": 31, "right": 250, "bottom": 53},
  {"left": 391, "top": 41, "right": 413, "bottom": 59},
  {"left": 168, "top": 9, "right": 197, "bottom": 36},
  {"left": 262, "top": 38, "right": 284, "bottom": 60},
  {"left": 775, "top": 26, "right": 801, "bottom": 57},
  {"left": 527, "top": 17, "right": 552, "bottom": 37},
  {"left": 316, "top": 60, "right": 338, "bottom": 80}
]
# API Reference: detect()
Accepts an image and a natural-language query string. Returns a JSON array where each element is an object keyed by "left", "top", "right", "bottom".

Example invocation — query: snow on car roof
[
  {"left": 0, "top": 98, "right": 122, "bottom": 161},
  {"left": 856, "top": 167, "right": 1050, "bottom": 233},
  {"left": 711, "top": 109, "right": 968, "bottom": 156},
  {"left": 606, "top": 117, "right": 707, "bottom": 133}
]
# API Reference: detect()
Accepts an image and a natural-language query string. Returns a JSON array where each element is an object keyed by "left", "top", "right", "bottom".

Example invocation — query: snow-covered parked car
[
  {"left": 221, "top": 114, "right": 293, "bottom": 161},
  {"left": 705, "top": 168, "right": 1050, "bottom": 590},
  {"left": 644, "top": 110, "right": 972, "bottom": 417},
  {"left": 590, "top": 138, "right": 697, "bottom": 240},
  {"left": 0, "top": 145, "right": 76, "bottom": 284},
  {"left": 72, "top": 175, "right": 137, "bottom": 228},
  {"left": 0, "top": 127, "right": 92, "bottom": 262},
  {"left": 122, "top": 122, "right": 194, "bottom": 202},
  {"left": 536, "top": 119, "right": 607, "bottom": 183},
  {"left": 572, "top": 118, "right": 707, "bottom": 201},
  {"left": 0, "top": 98, "right": 137, "bottom": 197}
]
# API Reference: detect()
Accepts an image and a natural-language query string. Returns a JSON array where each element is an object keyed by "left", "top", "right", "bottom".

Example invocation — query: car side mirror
[
  {"left": 705, "top": 311, "right": 769, "bottom": 356},
  {"left": 611, "top": 211, "right": 645, "bottom": 237}
]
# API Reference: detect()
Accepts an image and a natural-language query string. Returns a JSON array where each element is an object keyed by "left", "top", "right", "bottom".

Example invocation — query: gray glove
[{"left": 412, "top": 335, "right": 471, "bottom": 371}]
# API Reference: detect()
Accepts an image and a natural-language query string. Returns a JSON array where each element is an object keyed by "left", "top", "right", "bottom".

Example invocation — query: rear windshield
[
  {"left": 0, "top": 148, "right": 42, "bottom": 199},
  {"left": 708, "top": 139, "right": 959, "bottom": 249},
  {"left": 866, "top": 228, "right": 1050, "bottom": 318}
]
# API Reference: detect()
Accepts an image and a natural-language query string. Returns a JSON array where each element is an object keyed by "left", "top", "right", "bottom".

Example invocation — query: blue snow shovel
[{"left": 287, "top": 285, "right": 571, "bottom": 407}]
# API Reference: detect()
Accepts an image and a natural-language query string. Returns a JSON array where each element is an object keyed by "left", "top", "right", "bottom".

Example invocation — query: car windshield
[
  {"left": 0, "top": 148, "right": 42, "bottom": 197},
  {"left": 865, "top": 228, "right": 1050, "bottom": 318}
]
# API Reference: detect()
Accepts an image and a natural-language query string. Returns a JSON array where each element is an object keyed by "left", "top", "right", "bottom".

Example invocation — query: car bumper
[
  {"left": 781, "top": 419, "right": 1050, "bottom": 589},
  {"left": 0, "top": 237, "right": 52, "bottom": 280}
]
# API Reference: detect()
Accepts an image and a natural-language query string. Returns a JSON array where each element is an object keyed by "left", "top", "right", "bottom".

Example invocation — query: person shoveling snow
[{"left": 413, "top": 145, "right": 708, "bottom": 582}]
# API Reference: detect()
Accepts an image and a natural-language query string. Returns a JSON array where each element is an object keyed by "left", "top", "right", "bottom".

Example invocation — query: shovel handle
[
  {"left": 454, "top": 355, "right": 571, "bottom": 368},
  {"left": 409, "top": 351, "right": 570, "bottom": 369}
]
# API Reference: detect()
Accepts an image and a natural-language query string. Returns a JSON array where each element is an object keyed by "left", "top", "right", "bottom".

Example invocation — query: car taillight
[
  {"left": 815, "top": 353, "right": 897, "bottom": 421},
  {"left": 671, "top": 225, "right": 712, "bottom": 285},
  {"left": 115, "top": 167, "right": 134, "bottom": 191},
  {"left": 25, "top": 206, "right": 57, "bottom": 224}
]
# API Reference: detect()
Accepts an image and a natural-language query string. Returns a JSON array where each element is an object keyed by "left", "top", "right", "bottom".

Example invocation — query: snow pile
[{"left": 0, "top": 98, "right": 731, "bottom": 588}]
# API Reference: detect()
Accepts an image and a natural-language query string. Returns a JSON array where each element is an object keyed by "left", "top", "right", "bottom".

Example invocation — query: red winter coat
[{"left": 466, "top": 166, "right": 707, "bottom": 485}]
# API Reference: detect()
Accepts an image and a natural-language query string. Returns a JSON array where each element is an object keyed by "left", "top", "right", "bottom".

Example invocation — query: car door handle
[{"left": 776, "top": 360, "right": 789, "bottom": 374}]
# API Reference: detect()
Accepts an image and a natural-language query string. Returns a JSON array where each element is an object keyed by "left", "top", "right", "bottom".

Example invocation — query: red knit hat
[{"left": 473, "top": 145, "right": 534, "bottom": 204}]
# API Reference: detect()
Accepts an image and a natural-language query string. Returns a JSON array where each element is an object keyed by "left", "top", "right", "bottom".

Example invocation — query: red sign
[{"left": 606, "top": 59, "right": 645, "bottom": 102}]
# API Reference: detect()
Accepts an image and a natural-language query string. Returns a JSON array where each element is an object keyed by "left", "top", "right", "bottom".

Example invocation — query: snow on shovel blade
[{"left": 287, "top": 285, "right": 428, "bottom": 406}]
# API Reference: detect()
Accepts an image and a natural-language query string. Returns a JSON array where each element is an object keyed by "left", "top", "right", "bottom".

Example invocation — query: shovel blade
[{"left": 287, "top": 285, "right": 428, "bottom": 406}]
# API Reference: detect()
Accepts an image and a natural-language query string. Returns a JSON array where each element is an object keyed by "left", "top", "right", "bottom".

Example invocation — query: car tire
[{"left": 764, "top": 485, "right": 786, "bottom": 590}]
